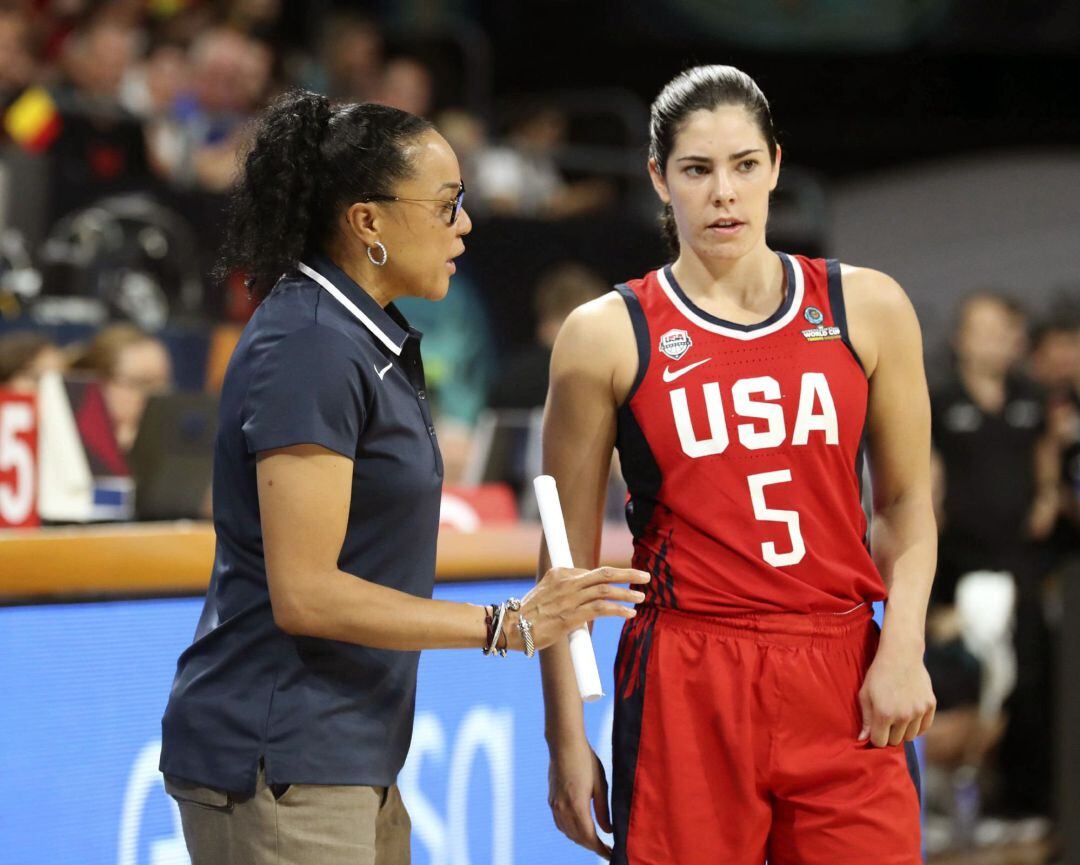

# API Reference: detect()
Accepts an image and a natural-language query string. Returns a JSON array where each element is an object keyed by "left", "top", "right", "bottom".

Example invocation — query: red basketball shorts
[{"left": 611, "top": 605, "right": 922, "bottom": 865}]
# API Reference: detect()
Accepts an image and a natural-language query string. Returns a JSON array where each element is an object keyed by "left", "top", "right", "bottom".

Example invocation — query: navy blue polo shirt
[{"left": 160, "top": 253, "right": 443, "bottom": 793}]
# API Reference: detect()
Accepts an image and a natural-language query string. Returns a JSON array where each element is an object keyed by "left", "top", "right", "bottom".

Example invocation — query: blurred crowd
[
  {"left": 0, "top": 256, "right": 610, "bottom": 496},
  {"left": 0, "top": 0, "right": 637, "bottom": 472},
  {"left": 1, "top": 2, "right": 1078, "bottom": 861},
  {"left": 0, "top": 0, "right": 618, "bottom": 212},
  {"left": 0, "top": 0, "right": 635, "bottom": 506},
  {"left": 920, "top": 291, "right": 1080, "bottom": 857}
]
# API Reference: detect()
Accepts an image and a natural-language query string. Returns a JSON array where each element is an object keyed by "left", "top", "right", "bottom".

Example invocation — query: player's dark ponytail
[
  {"left": 215, "top": 90, "right": 432, "bottom": 297},
  {"left": 650, "top": 65, "right": 778, "bottom": 257},
  {"left": 660, "top": 204, "right": 679, "bottom": 258}
]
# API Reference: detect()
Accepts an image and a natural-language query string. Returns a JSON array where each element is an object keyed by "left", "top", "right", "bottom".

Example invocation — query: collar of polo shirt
[{"left": 298, "top": 255, "right": 410, "bottom": 357}]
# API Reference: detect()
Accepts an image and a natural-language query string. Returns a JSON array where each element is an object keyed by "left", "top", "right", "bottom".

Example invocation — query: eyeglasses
[{"left": 361, "top": 181, "right": 465, "bottom": 226}]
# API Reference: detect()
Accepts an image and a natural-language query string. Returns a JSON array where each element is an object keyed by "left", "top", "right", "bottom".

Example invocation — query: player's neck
[{"left": 671, "top": 244, "right": 783, "bottom": 317}]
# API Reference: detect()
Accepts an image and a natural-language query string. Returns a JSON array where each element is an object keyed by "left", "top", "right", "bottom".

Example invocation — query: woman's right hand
[
  {"left": 548, "top": 736, "right": 614, "bottom": 859},
  {"left": 503, "top": 565, "right": 649, "bottom": 653}
]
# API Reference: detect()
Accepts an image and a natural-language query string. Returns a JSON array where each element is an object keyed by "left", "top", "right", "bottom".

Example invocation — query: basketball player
[{"left": 539, "top": 66, "right": 936, "bottom": 864}]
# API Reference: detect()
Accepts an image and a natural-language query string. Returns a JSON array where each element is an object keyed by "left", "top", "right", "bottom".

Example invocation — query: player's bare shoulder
[
  {"left": 551, "top": 290, "right": 639, "bottom": 403},
  {"left": 838, "top": 264, "right": 922, "bottom": 378}
]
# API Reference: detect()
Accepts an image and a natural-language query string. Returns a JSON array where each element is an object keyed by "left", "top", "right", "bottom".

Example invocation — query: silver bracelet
[
  {"left": 485, "top": 602, "right": 508, "bottom": 656},
  {"left": 503, "top": 598, "right": 523, "bottom": 658},
  {"left": 517, "top": 613, "right": 535, "bottom": 658}
]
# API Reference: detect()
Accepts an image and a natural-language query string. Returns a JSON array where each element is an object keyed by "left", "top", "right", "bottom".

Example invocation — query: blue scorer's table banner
[{"left": 0, "top": 582, "right": 621, "bottom": 865}]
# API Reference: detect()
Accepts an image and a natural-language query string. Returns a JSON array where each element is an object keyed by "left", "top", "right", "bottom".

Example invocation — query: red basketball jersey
[{"left": 614, "top": 253, "right": 886, "bottom": 615}]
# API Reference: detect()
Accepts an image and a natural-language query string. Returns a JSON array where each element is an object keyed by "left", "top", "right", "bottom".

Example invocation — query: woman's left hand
[{"left": 857, "top": 647, "right": 936, "bottom": 747}]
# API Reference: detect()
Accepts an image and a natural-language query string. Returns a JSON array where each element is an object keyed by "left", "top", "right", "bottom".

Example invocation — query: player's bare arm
[
  {"left": 539, "top": 291, "right": 638, "bottom": 859},
  {"left": 844, "top": 265, "right": 938, "bottom": 748}
]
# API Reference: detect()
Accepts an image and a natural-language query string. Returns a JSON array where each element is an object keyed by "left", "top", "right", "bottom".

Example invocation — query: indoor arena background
[{"left": 1, "top": 2, "right": 1078, "bottom": 864}]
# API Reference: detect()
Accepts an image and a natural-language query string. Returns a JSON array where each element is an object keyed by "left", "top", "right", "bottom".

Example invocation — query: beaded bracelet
[{"left": 482, "top": 604, "right": 496, "bottom": 655}]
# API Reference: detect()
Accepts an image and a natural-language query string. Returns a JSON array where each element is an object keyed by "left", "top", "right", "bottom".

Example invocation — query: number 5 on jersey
[{"left": 747, "top": 470, "right": 805, "bottom": 567}]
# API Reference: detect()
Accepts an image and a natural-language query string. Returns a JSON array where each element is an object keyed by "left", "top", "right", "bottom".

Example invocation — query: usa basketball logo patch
[
  {"left": 659, "top": 329, "right": 692, "bottom": 360},
  {"left": 804, "top": 306, "right": 825, "bottom": 325}
]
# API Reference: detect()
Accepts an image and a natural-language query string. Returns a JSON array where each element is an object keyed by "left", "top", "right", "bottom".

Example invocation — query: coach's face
[
  {"left": 649, "top": 105, "right": 780, "bottom": 263},
  {"left": 356, "top": 130, "right": 472, "bottom": 302}
]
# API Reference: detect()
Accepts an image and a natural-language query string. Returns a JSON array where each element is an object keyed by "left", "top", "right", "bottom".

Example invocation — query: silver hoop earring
[{"left": 367, "top": 241, "right": 388, "bottom": 267}]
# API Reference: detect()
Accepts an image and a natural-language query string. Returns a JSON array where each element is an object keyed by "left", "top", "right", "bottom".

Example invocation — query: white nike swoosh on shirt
[
  {"left": 375, "top": 362, "right": 393, "bottom": 380},
  {"left": 663, "top": 358, "right": 711, "bottom": 383}
]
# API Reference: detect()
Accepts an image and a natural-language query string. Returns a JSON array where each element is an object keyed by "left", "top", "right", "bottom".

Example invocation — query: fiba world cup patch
[
  {"left": 801, "top": 325, "right": 842, "bottom": 342},
  {"left": 659, "top": 328, "right": 692, "bottom": 360},
  {"left": 801, "top": 306, "right": 840, "bottom": 341}
]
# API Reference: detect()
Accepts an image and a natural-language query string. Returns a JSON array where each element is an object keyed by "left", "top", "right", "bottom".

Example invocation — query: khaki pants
[{"left": 164, "top": 767, "right": 411, "bottom": 865}]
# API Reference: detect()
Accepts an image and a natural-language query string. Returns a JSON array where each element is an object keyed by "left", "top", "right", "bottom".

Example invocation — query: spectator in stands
[
  {"left": 70, "top": 323, "right": 172, "bottom": 452},
  {"left": 16, "top": 14, "right": 152, "bottom": 220},
  {"left": 1028, "top": 320, "right": 1080, "bottom": 527},
  {"left": 319, "top": 11, "right": 383, "bottom": 103},
  {"left": 1062, "top": 434, "right": 1080, "bottom": 531},
  {"left": 930, "top": 291, "right": 1055, "bottom": 821},
  {"left": 472, "top": 102, "right": 615, "bottom": 218},
  {"left": 435, "top": 107, "right": 486, "bottom": 186},
  {"left": 395, "top": 271, "right": 495, "bottom": 483},
  {"left": 1029, "top": 316, "right": 1080, "bottom": 489},
  {"left": 60, "top": 16, "right": 139, "bottom": 103},
  {"left": 489, "top": 261, "right": 608, "bottom": 409},
  {"left": 920, "top": 604, "right": 1007, "bottom": 852},
  {"left": 121, "top": 40, "right": 190, "bottom": 121},
  {"left": 120, "top": 41, "right": 190, "bottom": 176},
  {"left": 153, "top": 26, "right": 272, "bottom": 191},
  {"left": 932, "top": 292, "right": 1047, "bottom": 599},
  {"left": 145, "top": 3, "right": 218, "bottom": 47},
  {"left": 0, "top": 331, "right": 66, "bottom": 391},
  {"left": 0, "top": 6, "right": 35, "bottom": 110},
  {"left": 1029, "top": 318, "right": 1080, "bottom": 402},
  {"left": 225, "top": 0, "right": 284, "bottom": 43},
  {"left": 376, "top": 54, "right": 434, "bottom": 118},
  {"left": 1026, "top": 308, "right": 1080, "bottom": 513}
]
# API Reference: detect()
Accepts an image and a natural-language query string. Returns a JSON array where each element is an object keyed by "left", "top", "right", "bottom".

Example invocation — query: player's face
[
  {"left": 650, "top": 106, "right": 780, "bottom": 263},
  {"left": 371, "top": 130, "right": 472, "bottom": 301}
]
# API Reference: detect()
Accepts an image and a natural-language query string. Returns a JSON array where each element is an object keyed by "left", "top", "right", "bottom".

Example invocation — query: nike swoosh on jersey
[
  {"left": 663, "top": 357, "right": 711, "bottom": 383},
  {"left": 375, "top": 362, "right": 393, "bottom": 380}
]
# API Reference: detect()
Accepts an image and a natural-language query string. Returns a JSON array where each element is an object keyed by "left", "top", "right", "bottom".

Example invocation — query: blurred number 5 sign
[{"left": 0, "top": 392, "right": 39, "bottom": 528}]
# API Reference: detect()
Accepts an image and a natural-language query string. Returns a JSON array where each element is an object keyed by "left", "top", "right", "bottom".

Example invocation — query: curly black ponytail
[{"left": 215, "top": 90, "right": 432, "bottom": 297}]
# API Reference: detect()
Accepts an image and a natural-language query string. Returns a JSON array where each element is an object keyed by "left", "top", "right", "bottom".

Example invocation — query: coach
[{"left": 159, "top": 90, "right": 648, "bottom": 865}]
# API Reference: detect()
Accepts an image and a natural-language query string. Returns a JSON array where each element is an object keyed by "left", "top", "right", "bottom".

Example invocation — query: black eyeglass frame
[{"left": 360, "top": 182, "right": 465, "bottom": 226}]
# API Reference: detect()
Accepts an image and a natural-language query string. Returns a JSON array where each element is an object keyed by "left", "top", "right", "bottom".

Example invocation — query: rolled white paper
[{"left": 533, "top": 474, "right": 604, "bottom": 702}]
